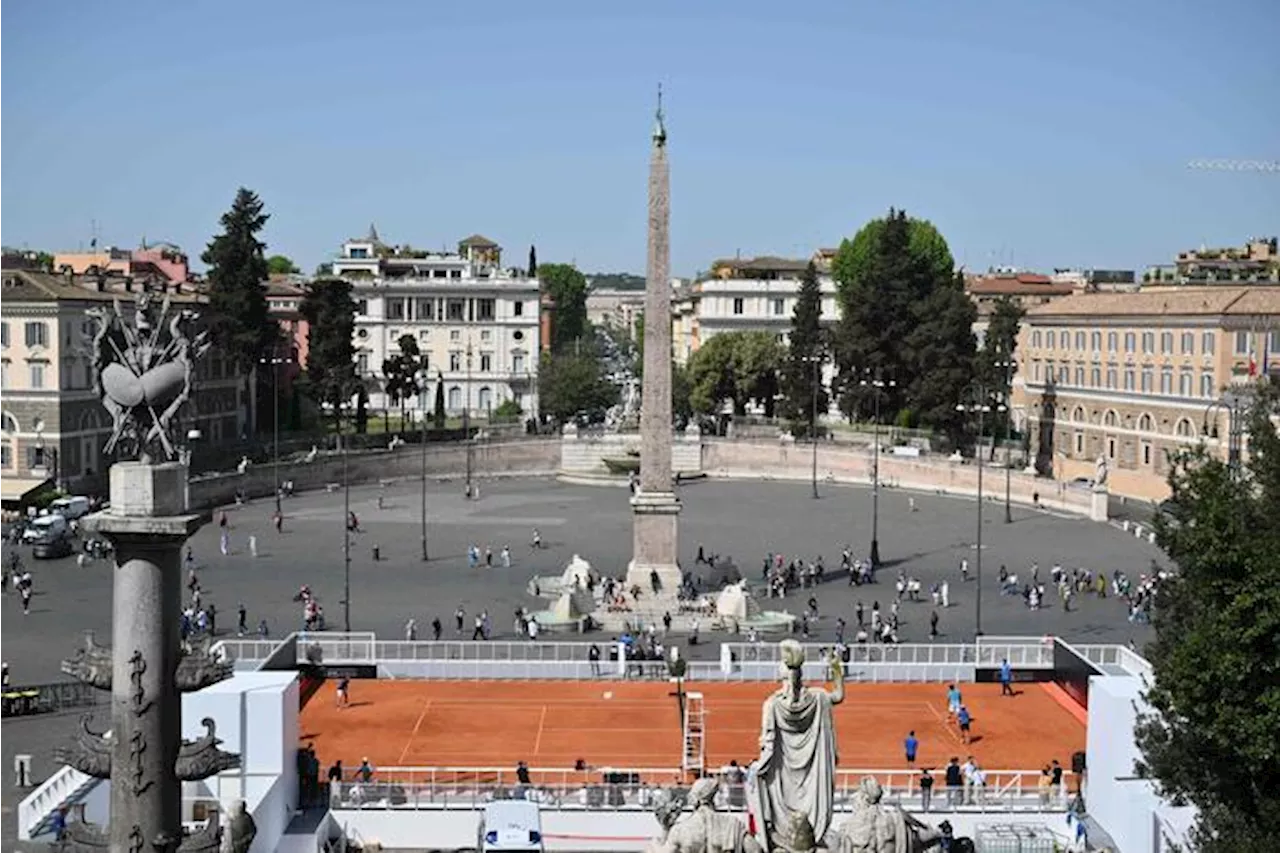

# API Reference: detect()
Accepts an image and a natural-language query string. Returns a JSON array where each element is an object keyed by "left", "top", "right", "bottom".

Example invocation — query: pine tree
[
  {"left": 528, "top": 245, "right": 538, "bottom": 278},
  {"left": 433, "top": 373, "right": 446, "bottom": 429},
  {"left": 202, "top": 188, "right": 278, "bottom": 434},
  {"left": 780, "top": 261, "right": 829, "bottom": 437},
  {"left": 299, "top": 279, "right": 357, "bottom": 433},
  {"left": 906, "top": 270, "right": 978, "bottom": 446}
]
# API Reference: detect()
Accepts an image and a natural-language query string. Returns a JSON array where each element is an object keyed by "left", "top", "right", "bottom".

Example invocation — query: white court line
[
  {"left": 533, "top": 705, "right": 549, "bottom": 755},
  {"left": 397, "top": 699, "right": 433, "bottom": 764},
  {"left": 924, "top": 701, "right": 963, "bottom": 745}
]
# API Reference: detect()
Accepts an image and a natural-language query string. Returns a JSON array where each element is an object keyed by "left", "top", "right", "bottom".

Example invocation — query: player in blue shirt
[
  {"left": 957, "top": 706, "right": 972, "bottom": 744},
  {"left": 1000, "top": 658, "right": 1014, "bottom": 696},
  {"left": 904, "top": 730, "right": 919, "bottom": 766}
]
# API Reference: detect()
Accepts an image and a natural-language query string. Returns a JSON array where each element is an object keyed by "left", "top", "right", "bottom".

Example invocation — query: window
[
  {"left": 1201, "top": 372, "right": 1214, "bottom": 397},
  {"left": 450, "top": 330, "right": 461, "bottom": 342},
  {"left": 1075, "top": 331, "right": 1086, "bottom": 350},
  {"left": 1141, "top": 332, "right": 1154, "bottom": 354},
  {"left": 29, "top": 362, "right": 45, "bottom": 389},
  {"left": 1107, "top": 437, "right": 1117, "bottom": 460},
  {"left": 349, "top": 247, "right": 369, "bottom": 259},
  {"left": 478, "top": 387, "right": 492, "bottom": 410},
  {"left": 476, "top": 299, "right": 495, "bottom": 321},
  {"left": 1181, "top": 332, "right": 1195, "bottom": 354},
  {"left": 0, "top": 444, "right": 9, "bottom": 468},
  {"left": 356, "top": 353, "right": 369, "bottom": 374},
  {"left": 356, "top": 300, "right": 368, "bottom": 315},
  {"left": 1202, "top": 332, "right": 1215, "bottom": 355},
  {"left": 1161, "top": 332, "right": 1173, "bottom": 354},
  {"left": 448, "top": 387, "right": 462, "bottom": 410},
  {"left": 1141, "top": 442, "right": 1152, "bottom": 466},
  {"left": 1091, "top": 366, "right": 1101, "bottom": 386},
  {"left": 1075, "top": 366, "right": 1085, "bottom": 386},
  {"left": 421, "top": 352, "right": 430, "bottom": 370},
  {"left": 24, "top": 322, "right": 48, "bottom": 348},
  {"left": 1072, "top": 406, "right": 1086, "bottom": 422},
  {"left": 1106, "top": 367, "right": 1117, "bottom": 389},
  {"left": 449, "top": 352, "right": 461, "bottom": 371},
  {"left": 1176, "top": 418, "right": 1195, "bottom": 438},
  {"left": 1032, "top": 331, "right": 1042, "bottom": 348},
  {"left": 1033, "top": 362, "right": 1042, "bottom": 382},
  {"left": 446, "top": 299, "right": 467, "bottom": 321},
  {"left": 0, "top": 322, "right": 7, "bottom": 348},
  {"left": 1124, "top": 332, "right": 1135, "bottom": 353},
  {"left": 513, "top": 300, "right": 524, "bottom": 317},
  {"left": 1074, "top": 433, "right": 1084, "bottom": 454},
  {"left": 1, "top": 361, "right": 7, "bottom": 388},
  {"left": 512, "top": 353, "right": 525, "bottom": 374},
  {"left": 1179, "top": 370, "right": 1192, "bottom": 396},
  {"left": 1235, "top": 331, "right": 1250, "bottom": 355},
  {"left": 1271, "top": 330, "right": 1280, "bottom": 356},
  {"left": 1141, "top": 368, "right": 1153, "bottom": 393},
  {"left": 1059, "top": 366, "right": 1069, "bottom": 384},
  {"left": 480, "top": 330, "right": 492, "bottom": 342},
  {"left": 1160, "top": 367, "right": 1173, "bottom": 394},
  {"left": 1091, "top": 331, "right": 1102, "bottom": 351},
  {"left": 1138, "top": 413, "right": 1153, "bottom": 432},
  {"left": 732, "top": 298, "right": 744, "bottom": 315},
  {"left": 1047, "top": 331, "right": 1056, "bottom": 349},
  {"left": 1107, "top": 332, "right": 1118, "bottom": 352},
  {"left": 416, "top": 299, "right": 435, "bottom": 321},
  {"left": 1104, "top": 410, "right": 1118, "bottom": 427},
  {"left": 30, "top": 446, "right": 46, "bottom": 469},
  {"left": 386, "top": 299, "right": 406, "bottom": 320},
  {"left": 480, "top": 352, "right": 492, "bottom": 372},
  {"left": 1123, "top": 369, "right": 1135, "bottom": 391},
  {"left": 772, "top": 298, "right": 786, "bottom": 316}
]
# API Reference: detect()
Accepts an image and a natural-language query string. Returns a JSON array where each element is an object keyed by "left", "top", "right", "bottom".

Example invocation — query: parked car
[
  {"left": 21, "top": 514, "right": 68, "bottom": 544},
  {"left": 49, "top": 496, "right": 91, "bottom": 520},
  {"left": 33, "top": 533, "right": 74, "bottom": 560}
]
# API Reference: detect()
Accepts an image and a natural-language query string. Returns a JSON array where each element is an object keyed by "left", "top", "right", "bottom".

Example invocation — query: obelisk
[{"left": 627, "top": 86, "right": 683, "bottom": 600}]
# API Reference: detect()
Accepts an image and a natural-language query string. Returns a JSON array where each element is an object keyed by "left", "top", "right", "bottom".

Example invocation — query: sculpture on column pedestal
[
  {"left": 648, "top": 777, "right": 762, "bottom": 853},
  {"left": 54, "top": 294, "right": 230, "bottom": 853}
]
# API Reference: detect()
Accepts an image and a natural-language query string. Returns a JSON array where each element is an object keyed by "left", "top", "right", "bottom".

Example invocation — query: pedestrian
[
  {"left": 273, "top": 511, "right": 283, "bottom": 533},
  {"left": 336, "top": 676, "right": 350, "bottom": 709},
  {"left": 501, "top": 546, "right": 511, "bottom": 568},
  {"left": 431, "top": 617, "right": 442, "bottom": 641},
  {"left": 1051, "top": 759, "right": 1064, "bottom": 805},
  {"left": 472, "top": 614, "right": 484, "bottom": 641},
  {"left": 405, "top": 618, "right": 417, "bottom": 641},
  {"left": 220, "top": 530, "right": 229, "bottom": 556},
  {"left": 531, "top": 528, "right": 542, "bottom": 549},
  {"left": 1000, "top": 657, "right": 1014, "bottom": 696},
  {"left": 960, "top": 558, "right": 969, "bottom": 582},
  {"left": 957, "top": 705, "right": 972, "bottom": 744},
  {"left": 946, "top": 683, "right": 962, "bottom": 719},
  {"left": 485, "top": 547, "right": 493, "bottom": 567},
  {"left": 904, "top": 730, "right": 919, "bottom": 767},
  {"left": 941, "top": 580, "right": 950, "bottom": 608},
  {"left": 249, "top": 534, "right": 258, "bottom": 558},
  {"left": 919, "top": 769, "right": 933, "bottom": 812},
  {"left": 237, "top": 603, "right": 248, "bottom": 637},
  {"left": 589, "top": 643, "right": 601, "bottom": 677},
  {"left": 944, "top": 757, "right": 962, "bottom": 806},
  {"left": 929, "top": 610, "right": 939, "bottom": 639},
  {"left": 258, "top": 619, "right": 269, "bottom": 638},
  {"left": 855, "top": 601, "right": 864, "bottom": 628},
  {"left": 455, "top": 606, "right": 465, "bottom": 635}
]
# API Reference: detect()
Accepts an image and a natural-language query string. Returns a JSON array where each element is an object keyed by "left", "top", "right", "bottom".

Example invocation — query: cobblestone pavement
[{"left": 1, "top": 476, "right": 1163, "bottom": 844}]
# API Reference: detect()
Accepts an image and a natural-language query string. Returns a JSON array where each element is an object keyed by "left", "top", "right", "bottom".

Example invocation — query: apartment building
[
  {"left": 965, "top": 272, "right": 1075, "bottom": 349},
  {"left": 53, "top": 240, "right": 191, "bottom": 285},
  {"left": 1144, "top": 236, "right": 1279, "bottom": 285},
  {"left": 1014, "top": 286, "right": 1280, "bottom": 501},
  {"left": 0, "top": 270, "right": 245, "bottom": 503},
  {"left": 332, "top": 230, "right": 540, "bottom": 418}
]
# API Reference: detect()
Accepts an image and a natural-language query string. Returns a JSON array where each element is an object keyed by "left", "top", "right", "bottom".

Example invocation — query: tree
[
  {"left": 1139, "top": 389, "right": 1280, "bottom": 850},
  {"left": 202, "top": 188, "right": 278, "bottom": 434},
  {"left": 267, "top": 254, "right": 300, "bottom": 275},
  {"left": 300, "top": 279, "right": 357, "bottom": 433},
  {"left": 905, "top": 271, "right": 978, "bottom": 446},
  {"left": 779, "top": 261, "right": 829, "bottom": 437},
  {"left": 537, "top": 351, "right": 619, "bottom": 425},
  {"left": 528, "top": 245, "right": 537, "bottom": 278},
  {"left": 355, "top": 384, "right": 369, "bottom": 434},
  {"left": 977, "top": 296, "right": 1025, "bottom": 446},
  {"left": 687, "top": 331, "right": 784, "bottom": 417},
  {"left": 539, "top": 263, "right": 589, "bottom": 352},
  {"left": 672, "top": 363, "right": 693, "bottom": 427},
  {"left": 432, "top": 374, "right": 446, "bottom": 429},
  {"left": 382, "top": 334, "right": 422, "bottom": 431},
  {"left": 33, "top": 251, "right": 54, "bottom": 271}
]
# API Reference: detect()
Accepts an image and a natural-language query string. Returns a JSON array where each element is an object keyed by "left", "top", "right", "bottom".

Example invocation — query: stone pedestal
[
  {"left": 628, "top": 490, "right": 682, "bottom": 595},
  {"left": 1090, "top": 484, "right": 1109, "bottom": 522},
  {"left": 83, "top": 462, "right": 205, "bottom": 852}
]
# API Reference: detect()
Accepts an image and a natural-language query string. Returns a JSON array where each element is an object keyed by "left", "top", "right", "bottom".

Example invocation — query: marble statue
[
  {"left": 87, "top": 293, "right": 210, "bottom": 463},
  {"left": 649, "top": 778, "right": 762, "bottom": 853},
  {"left": 1094, "top": 454, "right": 1109, "bottom": 487},
  {"left": 748, "top": 639, "right": 845, "bottom": 850},
  {"left": 832, "top": 777, "right": 946, "bottom": 853},
  {"left": 221, "top": 800, "right": 257, "bottom": 853}
]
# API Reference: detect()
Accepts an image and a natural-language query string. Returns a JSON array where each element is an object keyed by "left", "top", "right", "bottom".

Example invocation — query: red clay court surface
[{"left": 300, "top": 680, "right": 1084, "bottom": 774}]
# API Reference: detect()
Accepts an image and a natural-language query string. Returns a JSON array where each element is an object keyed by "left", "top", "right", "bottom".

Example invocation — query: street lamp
[
  {"left": 957, "top": 383, "right": 1006, "bottom": 639},
  {"left": 464, "top": 341, "right": 474, "bottom": 499},
  {"left": 417, "top": 369, "right": 430, "bottom": 561},
  {"left": 340, "top": 375, "right": 363, "bottom": 633},
  {"left": 859, "top": 371, "right": 895, "bottom": 569},
  {"left": 994, "top": 357, "right": 1017, "bottom": 524},
  {"left": 802, "top": 353, "right": 825, "bottom": 499},
  {"left": 259, "top": 350, "right": 293, "bottom": 514}
]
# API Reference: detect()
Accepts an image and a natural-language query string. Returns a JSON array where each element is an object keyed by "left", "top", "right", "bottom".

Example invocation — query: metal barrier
[
  {"left": 295, "top": 632, "right": 378, "bottom": 665},
  {"left": 1, "top": 681, "right": 100, "bottom": 718},
  {"left": 330, "top": 767, "right": 1071, "bottom": 814},
  {"left": 210, "top": 638, "right": 280, "bottom": 670},
  {"left": 974, "top": 637, "right": 1056, "bottom": 668},
  {"left": 1072, "top": 644, "right": 1153, "bottom": 681}
]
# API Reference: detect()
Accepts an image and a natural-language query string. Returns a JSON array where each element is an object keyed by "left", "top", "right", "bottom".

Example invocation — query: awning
[{"left": 0, "top": 477, "right": 53, "bottom": 505}]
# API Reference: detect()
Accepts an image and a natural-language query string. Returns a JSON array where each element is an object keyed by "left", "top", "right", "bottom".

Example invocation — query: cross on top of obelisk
[{"left": 653, "top": 83, "right": 667, "bottom": 147}]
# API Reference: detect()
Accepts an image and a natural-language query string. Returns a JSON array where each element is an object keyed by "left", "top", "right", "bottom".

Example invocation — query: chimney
[
  {"left": 124, "top": 276, "right": 133, "bottom": 293},
  {"left": 159, "top": 280, "right": 168, "bottom": 294},
  {"left": 174, "top": 281, "right": 182, "bottom": 295},
  {"left": 95, "top": 273, "right": 106, "bottom": 292}
]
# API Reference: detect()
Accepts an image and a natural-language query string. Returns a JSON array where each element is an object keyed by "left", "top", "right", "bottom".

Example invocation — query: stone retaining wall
[
  {"left": 559, "top": 427, "right": 703, "bottom": 482},
  {"left": 701, "top": 439, "right": 1097, "bottom": 518}
]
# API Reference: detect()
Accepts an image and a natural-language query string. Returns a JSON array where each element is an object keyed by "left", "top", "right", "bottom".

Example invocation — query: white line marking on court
[
  {"left": 925, "top": 701, "right": 963, "bottom": 745},
  {"left": 398, "top": 699, "right": 433, "bottom": 764},
  {"left": 533, "top": 705, "right": 549, "bottom": 755}
]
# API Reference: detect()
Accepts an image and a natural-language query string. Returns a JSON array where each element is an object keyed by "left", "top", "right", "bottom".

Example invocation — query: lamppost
[
  {"left": 341, "top": 375, "right": 362, "bottom": 633},
  {"left": 957, "top": 383, "right": 1006, "bottom": 639},
  {"left": 418, "top": 369, "right": 430, "bottom": 561},
  {"left": 859, "top": 371, "right": 895, "bottom": 569},
  {"left": 259, "top": 350, "right": 292, "bottom": 514},
  {"left": 994, "top": 357, "right": 1017, "bottom": 523},
  {"left": 802, "top": 353, "right": 825, "bottom": 499},
  {"left": 1203, "top": 390, "right": 1246, "bottom": 478},
  {"left": 464, "top": 341, "right": 474, "bottom": 499}
]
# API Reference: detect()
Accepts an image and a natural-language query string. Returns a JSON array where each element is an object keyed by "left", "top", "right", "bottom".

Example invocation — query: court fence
[
  {"left": 209, "top": 632, "right": 1119, "bottom": 684},
  {"left": 329, "top": 766, "right": 1074, "bottom": 814}
]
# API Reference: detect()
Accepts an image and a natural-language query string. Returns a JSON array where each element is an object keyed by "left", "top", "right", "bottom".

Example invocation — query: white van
[
  {"left": 479, "top": 800, "right": 543, "bottom": 852},
  {"left": 22, "top": 514, "right": 68, "bottom": 543},
  {"left": 49, "top": 496, "right": 91, "bottom": 520}
]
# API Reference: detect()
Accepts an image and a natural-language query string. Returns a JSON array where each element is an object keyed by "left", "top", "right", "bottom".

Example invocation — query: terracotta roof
[
  {"left": 459, "top": 234, "right": 499, "bottom": 248},
  {"left": 265, "top": 277, "right": 307, "bottom": 297},
  {"left": 967, "top": 275, "right": 1073, "bottom": 296},
  {"left": 711, "top": 256, "right": 810, "bottom": 274},
  {"left": 1, "top": 270, "right": 201, "bottom": 303},
  {"left": 1025, "top": 286, "right": 1280, "bottom": 319}
]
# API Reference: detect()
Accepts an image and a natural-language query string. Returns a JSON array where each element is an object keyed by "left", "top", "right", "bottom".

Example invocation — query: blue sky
[{"left": 3, "top": 0, "right": 1277, "bottom": 277}]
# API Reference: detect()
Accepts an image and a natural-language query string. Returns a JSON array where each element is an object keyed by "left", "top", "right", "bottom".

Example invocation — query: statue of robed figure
[{"left": 748, "top": 639, "right": 845, "bottom": 851}]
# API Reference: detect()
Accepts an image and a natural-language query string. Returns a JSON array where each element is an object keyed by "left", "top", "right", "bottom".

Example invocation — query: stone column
[
  {"left": 88, "top": 462, "right": 204, "bottom": 853},
  {"left": 627, "top": 97, "right": 683, "bottom": 598}
]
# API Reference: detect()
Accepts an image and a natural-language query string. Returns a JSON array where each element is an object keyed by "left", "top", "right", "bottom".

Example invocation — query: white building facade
[{"left": 333, "top": 231, "right": 541, "bottom": 420}]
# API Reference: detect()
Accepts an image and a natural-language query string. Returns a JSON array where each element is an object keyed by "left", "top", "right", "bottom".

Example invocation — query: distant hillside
[{"left": 588, "top": 272, "right": 645, "bottom": 291}]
